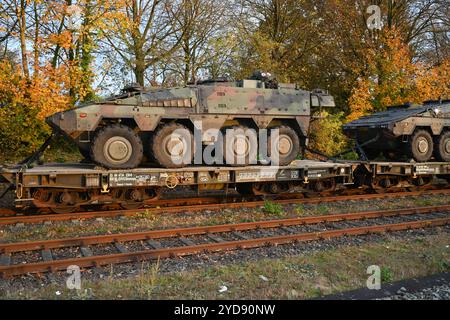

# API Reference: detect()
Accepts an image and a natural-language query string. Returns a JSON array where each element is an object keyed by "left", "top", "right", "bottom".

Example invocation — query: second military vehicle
[
  {"left": 46, "top": 73, "right": 335, "bottom": 169},
  {"left": 343, "top": 100, "right": 450, "bottom": 162}
]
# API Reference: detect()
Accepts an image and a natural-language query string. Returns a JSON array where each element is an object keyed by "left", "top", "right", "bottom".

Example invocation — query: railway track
[
  {"left": 1, "top": 188, "right": 449, "bottom": 226},
  {"left": 1, "top": 204, "right": 449, "bottom": 278}
]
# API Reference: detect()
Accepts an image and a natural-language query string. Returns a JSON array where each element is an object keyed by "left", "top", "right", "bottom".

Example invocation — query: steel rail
[
  {"left": 1, "top": 189, "right": 449, "bottom": 226},
  {"left": 0, "top": 209, "right": 15, "bottom": 216},
  {"left": 1, "top": 204, "right": 450, "bottom": 254},
  {"left": 1, "top": 216, "right": 449, "bottom": 278}
]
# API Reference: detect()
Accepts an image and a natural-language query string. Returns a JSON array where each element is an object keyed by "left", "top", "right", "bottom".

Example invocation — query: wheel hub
[
  {"left": 277, "top": 135, "right": 293, "bottom": 155},
  {"left": 233, "top": 135, "right": 250, "bottom": 157},
  {"left": 104, "top": 137, "right": 133, "bottom": 164},
  {"left": 58, "top": 192, "right": 77, "bottom": 206},
  {"left": 129, "top": 189, "right": 143, "bottom": 201},
  {"left": 164, "top": 135, "right": 185, "bottom": 157},
  {"left": 417, "top": 138, "right": 429, "bottom": 154}
]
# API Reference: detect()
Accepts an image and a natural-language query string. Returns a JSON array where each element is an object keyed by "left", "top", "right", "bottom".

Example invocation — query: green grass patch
[{"left": 263, "top": 200, "right": 283, "bottom": 216}]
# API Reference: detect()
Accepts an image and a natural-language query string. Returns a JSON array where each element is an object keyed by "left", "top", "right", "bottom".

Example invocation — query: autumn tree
[
  {"left": 348, "top": 29, "right": 449, "bottom": 121},
  {"left": 163, "top": 0, "right": 230, "bottom": 84},
  {"left": 103, "top": 0, "right": 187, "bottom": 86}
]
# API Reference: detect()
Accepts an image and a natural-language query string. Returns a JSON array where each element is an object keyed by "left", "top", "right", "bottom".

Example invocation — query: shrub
[{"left": 309, "top": 111, "right": 351, "bottom": 157}]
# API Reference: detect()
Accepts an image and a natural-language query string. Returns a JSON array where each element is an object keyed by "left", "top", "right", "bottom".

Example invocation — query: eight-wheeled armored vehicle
[
  {"left": 46, "top": 74, "right": 335, "bottom": 169},
  {"left": 343, "top": 101, "right": 450, "bottom": 162}
]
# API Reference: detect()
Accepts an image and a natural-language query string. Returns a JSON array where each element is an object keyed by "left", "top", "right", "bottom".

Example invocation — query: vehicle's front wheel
[
  {"left": 408, "top": 130, "right": 433, "bottom": 162},
  {"left": 90, "top": 124, "right": 143, "bottom": 169}
]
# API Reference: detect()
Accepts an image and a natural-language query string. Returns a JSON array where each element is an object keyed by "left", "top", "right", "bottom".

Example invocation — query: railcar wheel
[
  {"left": 152, "top": 123, "right": 194, "bottom": 168},
  {"left": 235, "top": 183, "right": 268, "bottom": 195},
  {"left": 51, "top": 206, "right": 80, "bottom": 214},
  {"left": 408, "top": 130, "right": 433, "bottom": 162},
  {"left": 91, "top": 124, "right": 143, "bottom": 169},
  {"left": 370, "top": 177, "right": 392, "bottom": 193},
  {"left": 434, "top": 131, "right": 450, "bottom": 162},
  {"left": 223, "top": 126, "right": 256, "bottom": 166},
  {"left": 121, "top": 202, "right": 145, "bottom": 210},
  {"left": 413, "top": 176, "right": 433, "bottom": 187},
  {"left": 51, "top": 191, "right": 80, "bottom": 214},
  {"left": 268, "top": 126, "right": 301, "bottom": 166},
  {"left": 120, "top": 189, "right": 145, "bottom": 210},
  {"left": 236, "top": 183, "right": 255, "bottom": 195}
]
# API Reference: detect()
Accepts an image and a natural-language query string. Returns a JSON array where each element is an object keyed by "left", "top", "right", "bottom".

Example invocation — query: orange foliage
[
  {"left": 348, "top": 29, "right": 450, "bottom": 122},
  {"left": 0, "top": 61, "right": 71, "bottom": 119},
  {"left": 0, "top": 60, "right": 72, "bottom": 156}
]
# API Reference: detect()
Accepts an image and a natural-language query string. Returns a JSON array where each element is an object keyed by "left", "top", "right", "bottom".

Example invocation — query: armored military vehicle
[
  {"left": 343, "top": 100, "right": 450, "bottom": 162},
  {"left": 46, "top": 73, "right": 335, "bottom": 169}
]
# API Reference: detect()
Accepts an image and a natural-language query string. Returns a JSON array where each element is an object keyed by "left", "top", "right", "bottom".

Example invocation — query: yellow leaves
[{"left": 310, "top": 111, "right": 349, "bottom": 156}]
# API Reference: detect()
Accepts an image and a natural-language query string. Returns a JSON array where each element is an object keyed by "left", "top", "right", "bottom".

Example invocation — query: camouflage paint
[{"left": 46, "top": 80, "right": 335, "bottom": 145}]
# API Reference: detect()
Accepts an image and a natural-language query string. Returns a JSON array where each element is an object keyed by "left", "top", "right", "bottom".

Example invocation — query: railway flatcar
[{"left": 1, "top": 160, "right": 449, "bottom": 214}]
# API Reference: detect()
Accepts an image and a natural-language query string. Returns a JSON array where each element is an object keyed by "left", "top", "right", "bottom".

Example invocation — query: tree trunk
[
  {"left": 183, "top": 41, "right": 191, "bottom": 84},
  {"left": 18, "top": 0, "right": 30, "bottom": 80},
  {"left": 134, "top": 57, "right": 146, "bottom": 86},
  {"left": 33, "top": 1, "right": 39, "bottom": 77},
  {"left": 80, "top": 0, "right": 94, "bottom": 101}
]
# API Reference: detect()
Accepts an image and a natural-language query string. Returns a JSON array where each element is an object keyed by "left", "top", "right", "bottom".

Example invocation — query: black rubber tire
[
  {"left": 90, "top": 124, "right": 143, "bottom": 169},
  {"left": 408, "top": 130, "right": 433, "bottom": 162},
  {"left": 434, "top": 131, "right": 450, "bottom": 162},
  {"left": 78, "top": 144, "right": 91, "bottom": 161},
  {"left": 268, "top": 126, "right": 301, "bottom": 166},
  {"left": 151, "top": 123, "right": 194, "bottom": 168},
  {"left": 222, "top": 126, "right": 256, "bottom": 166}
]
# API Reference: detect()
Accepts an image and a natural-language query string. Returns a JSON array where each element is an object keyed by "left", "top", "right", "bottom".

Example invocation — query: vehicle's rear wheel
[
  {"left": 151, "top": 123, "right": 194, "bottom": 168},
  {"left": 408, "top": 130, "right": 433, "bottom": 162},
  {"left": 268, "top": 126, "right": 301, "bottom": 166},
  {"left": 91, "top": 124, "right": 143, "bottom": 169},
  {"left": 434, "top": 131, "right": 450, "bottom": 162}
]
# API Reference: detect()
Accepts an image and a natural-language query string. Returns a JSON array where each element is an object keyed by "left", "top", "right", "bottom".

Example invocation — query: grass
[
  {"left": 295, "top": 204, "right": 305, "bottom": 215},
  {"left": 263, "top": 200, "right": 283, "bottom": 216},
  {"left": 315, "top": 205, "right": 330, "bottom": 215},
  {"left": 381, "top": 266, "right": 394, "bottom": 282},
  {"left": 3, "top": 231, "right": 449, "bottom": 300},
  {"left": 413, "top": 198, "right": 434, "bottom": 207}
]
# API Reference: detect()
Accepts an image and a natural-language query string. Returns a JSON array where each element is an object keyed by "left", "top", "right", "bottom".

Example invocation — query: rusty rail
[
  {"left": 0, "top": 205, "right": 449, "bottom": 278},
  {"left": 1, "top": 189, "right": 449, "bottom": 226}
]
